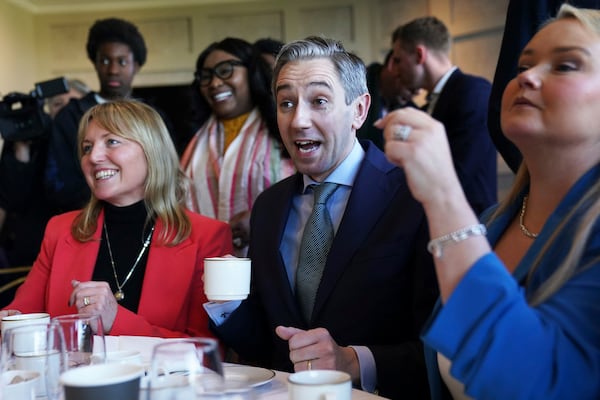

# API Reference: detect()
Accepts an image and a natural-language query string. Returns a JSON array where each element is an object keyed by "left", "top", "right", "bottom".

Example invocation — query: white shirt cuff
[{"left": 350, "top": 345, "right": 377, "bottom": 392}]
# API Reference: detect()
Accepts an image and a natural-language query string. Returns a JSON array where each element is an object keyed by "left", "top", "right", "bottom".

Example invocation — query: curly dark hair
[
  {"left": 86, "top": 18, "right": 147, "bottom": 66},
  {"left": 189, "top": 37, "right": 287, "bottom": 157}
]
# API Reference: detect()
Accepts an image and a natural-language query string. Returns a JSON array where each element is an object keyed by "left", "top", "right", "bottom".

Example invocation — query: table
[
  {"left": 253, "top": 368, "right": 389, "bottom": 400},
  {"left": 137, "top": 365, "right": 389, "bottom": 400},
  {"left": 106, "top": 336, "right": 389, "bottom": 400}
]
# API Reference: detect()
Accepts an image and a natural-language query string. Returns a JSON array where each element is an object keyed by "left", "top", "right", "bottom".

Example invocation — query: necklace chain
[
  {"left": 519, "top": 195, "right": 539, "bottom": 239},
  {"left": 103, "top": 222, "right": 155, "bottom": 301}
]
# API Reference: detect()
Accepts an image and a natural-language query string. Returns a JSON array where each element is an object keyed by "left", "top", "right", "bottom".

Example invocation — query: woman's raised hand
[{"left": 376, "top": 107, "right": 463, "bottom": 209}]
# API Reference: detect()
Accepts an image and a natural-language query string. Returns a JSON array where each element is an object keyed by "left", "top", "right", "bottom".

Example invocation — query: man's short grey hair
[{"left": 273, "top": 36, "right": 368, "bottom": 105}]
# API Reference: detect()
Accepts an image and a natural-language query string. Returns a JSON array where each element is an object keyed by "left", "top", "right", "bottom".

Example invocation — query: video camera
[{"left": 0, "top": 77, "right": 69, "bottom": 141}]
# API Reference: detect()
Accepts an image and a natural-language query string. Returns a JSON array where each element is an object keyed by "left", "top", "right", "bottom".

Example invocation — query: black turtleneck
[{"left": 92, "top": 200, "right": 154, "bottom": 313}]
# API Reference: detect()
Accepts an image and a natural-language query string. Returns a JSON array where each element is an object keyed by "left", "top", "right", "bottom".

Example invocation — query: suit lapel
[
  {"left": 47, "top": 215, "right": 103, "bottom": 314},
  {"left": 137, "top": 218, "right": 196, "bottom": 327}
]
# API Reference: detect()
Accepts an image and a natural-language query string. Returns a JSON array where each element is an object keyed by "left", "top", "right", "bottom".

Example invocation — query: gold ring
[
  {"left": 307, "top": 360, "right": 312, "bottom": 370},
  {"left": 392, "top": 124, "right": 412, "bottom": 141},
  {"left": 83, "top": 296, "right": 90, "bottom": 307}
]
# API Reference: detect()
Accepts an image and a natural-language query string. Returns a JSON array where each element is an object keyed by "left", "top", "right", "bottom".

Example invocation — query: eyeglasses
[{"left": 195, "top": 60, "right": 245, "bottom": 87}]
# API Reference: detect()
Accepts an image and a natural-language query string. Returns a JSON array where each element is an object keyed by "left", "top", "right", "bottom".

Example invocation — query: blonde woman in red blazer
[{"left": 2, "top": 100, "right": 232, "bottom": 338}]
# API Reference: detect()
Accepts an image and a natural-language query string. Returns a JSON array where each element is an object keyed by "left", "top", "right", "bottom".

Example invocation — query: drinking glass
[
  {"left": 147, "top": 338, "right": 255, "bottom": 399},
  {"left": 52, "top": 313, "right": 106, "bottom": 368},
  {"left": 1, "top": 322, "right": 68, "bottom": 400}
]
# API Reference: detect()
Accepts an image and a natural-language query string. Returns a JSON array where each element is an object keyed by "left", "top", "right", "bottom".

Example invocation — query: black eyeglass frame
[{"left": 195, "top": 60, "right": 245, "bottom": 87}]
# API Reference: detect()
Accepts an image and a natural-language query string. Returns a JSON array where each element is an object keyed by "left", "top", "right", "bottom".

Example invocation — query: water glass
[
  {"left": 52, "top": 314, "right": 106, "bottom": 368},
  {"left": 1, "top": 322, "right": 68, "bottom": 400},
  {"left": 147, "top": 338, "right": 254, "bottom": 399}
]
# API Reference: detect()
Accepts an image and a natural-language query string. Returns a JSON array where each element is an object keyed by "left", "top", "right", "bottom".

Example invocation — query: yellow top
[{"left": 222, "top": 112, "right": 251, "bottom": 153}]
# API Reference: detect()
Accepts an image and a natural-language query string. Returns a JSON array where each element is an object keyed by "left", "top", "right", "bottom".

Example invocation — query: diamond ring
[{"left": 392, "top": 125, "right": 412, "bottom": 141}]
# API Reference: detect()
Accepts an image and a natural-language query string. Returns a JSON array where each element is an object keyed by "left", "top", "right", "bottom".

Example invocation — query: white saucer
[{"left": 223, "top": 365, "right": 276, "bottom": 387}]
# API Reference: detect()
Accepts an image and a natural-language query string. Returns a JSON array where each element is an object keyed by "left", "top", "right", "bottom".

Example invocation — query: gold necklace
[
  {"left": 103, "top": 222, "right": 155, "bottom": 301},
  {"left": 519, "top": 195, "right": 539, "bottom": 239}
]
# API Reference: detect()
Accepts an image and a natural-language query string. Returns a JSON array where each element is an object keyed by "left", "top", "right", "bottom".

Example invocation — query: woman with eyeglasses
[{"left": 181, "top": 37, "right": 294, "bottom": 256}]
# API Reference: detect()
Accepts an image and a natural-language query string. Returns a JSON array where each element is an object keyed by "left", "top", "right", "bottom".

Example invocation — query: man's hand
[{"left": 275, "top": 325, "right": 360, "bottom": 384}]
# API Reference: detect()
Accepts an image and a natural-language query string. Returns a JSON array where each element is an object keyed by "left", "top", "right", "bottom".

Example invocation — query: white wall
[
  {"left": 0, "top": 1, "right": 37, "bottom": 96},
  {"left": 1, "top": 0, "right": 513, "bottom": 195},
  {"left": 23, "top": 0, "right": 509, "bottom": 91}
]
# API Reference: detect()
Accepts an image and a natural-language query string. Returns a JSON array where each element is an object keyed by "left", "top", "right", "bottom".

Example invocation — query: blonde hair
[
  {"left": 491, "top": 4, "right": 600, "bottom": 306},
  {"left": 554, "top": 3, "right": 600, "bottom": 35},
  {"left": 72, "top": 99, "right": 191, "bottom": 245}
]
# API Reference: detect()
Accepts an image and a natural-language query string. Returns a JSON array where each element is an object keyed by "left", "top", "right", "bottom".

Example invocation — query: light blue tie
[{"left": 296, "top": 183, "right": 339, "bottom": 322}]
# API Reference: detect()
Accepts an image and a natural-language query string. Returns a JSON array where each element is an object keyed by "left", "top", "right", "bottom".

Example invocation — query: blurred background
[{"left": 0, "top": 0, "right": 513, "bottom": 197}]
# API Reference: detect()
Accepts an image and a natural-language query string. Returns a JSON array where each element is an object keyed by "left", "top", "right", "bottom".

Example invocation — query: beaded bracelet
[{"left": 427, "top": 224, "right": 487, "bottom": 258}]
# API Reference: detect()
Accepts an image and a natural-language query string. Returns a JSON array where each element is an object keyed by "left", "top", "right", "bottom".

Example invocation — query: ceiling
[{"left": 7, "top": 0, "right": 258, "bottom": 13}]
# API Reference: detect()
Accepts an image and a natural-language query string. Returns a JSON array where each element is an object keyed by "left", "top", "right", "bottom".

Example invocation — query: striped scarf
[{"left": 180, "top": 108, "right": 295, "bottom": 222}]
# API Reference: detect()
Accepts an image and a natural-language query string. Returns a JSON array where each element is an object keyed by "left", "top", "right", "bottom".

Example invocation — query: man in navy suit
[
  {"left": 206, "top": 36, "right": 438, "bottom": 399},
  {"left": 390, "top": 16, "right": 497, "bottom": 215}
]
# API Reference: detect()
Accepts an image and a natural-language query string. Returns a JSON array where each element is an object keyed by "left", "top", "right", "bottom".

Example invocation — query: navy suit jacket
[
  {"left": 431, "top": 68, "right": 497, "bottom": 215},
  {"left": 213, "top": 140, "right": 438, "bottom": 399}
]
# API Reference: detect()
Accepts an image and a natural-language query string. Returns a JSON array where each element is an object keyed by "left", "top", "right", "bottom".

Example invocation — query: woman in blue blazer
[{"left": 379, "top": 4, "right": 600, "bottom": 399}]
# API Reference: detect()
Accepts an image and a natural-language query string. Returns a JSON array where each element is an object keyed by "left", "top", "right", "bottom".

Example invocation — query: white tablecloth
[{"left": 107, "top": 336, "right": 389, "bottom": 400}]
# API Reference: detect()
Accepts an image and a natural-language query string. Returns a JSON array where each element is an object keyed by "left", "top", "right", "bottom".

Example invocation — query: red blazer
[{"left": 6, "top": 209, "right": 232, "bottom": 338}]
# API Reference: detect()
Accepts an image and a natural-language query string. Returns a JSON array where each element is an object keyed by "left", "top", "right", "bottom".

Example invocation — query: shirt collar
[
  {"left": 94, "top": 93, "right": 109, "bottom": 104},
  {"left": 429, "top": 66, "right": 457, "bottom": 97},
  {"left": 302, "top": 138, "right": 365, "bottom": 191}
]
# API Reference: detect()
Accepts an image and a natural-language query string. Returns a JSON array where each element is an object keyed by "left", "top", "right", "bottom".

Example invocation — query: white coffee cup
[
  {"left": 1, "top": 313, "right": 51, "bottom": 375},
  {"left": 1, "top": 313, "right": 50, "bottom": 333},
  {"left": 2, "top": 369, "right": 40, "bottom": 400},
  {"left": 204, "top": 257, "right": 251, "bottom": 301},
  {"left": 288, "top": 370, "right": 352, "bottom": 400}
]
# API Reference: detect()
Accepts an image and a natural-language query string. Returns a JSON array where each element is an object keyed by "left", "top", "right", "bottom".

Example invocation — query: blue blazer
[
  {"left": 424, "top": 164, "right": 600, "bottom": 399},
  {"left": 431, "top": 68, "right": 497, "bottom": 215},
  {"left": 214, "top": 140, "right": 438, "bottom": 399}
]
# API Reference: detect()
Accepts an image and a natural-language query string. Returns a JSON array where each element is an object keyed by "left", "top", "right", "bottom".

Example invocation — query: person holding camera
[{"left": 0, "top": 79, "right": 89, "bottom": 269}]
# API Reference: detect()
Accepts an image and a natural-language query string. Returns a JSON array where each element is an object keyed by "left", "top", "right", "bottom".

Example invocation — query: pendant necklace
[{"left": 103, "top": 222, "right": 155, "bottom": 301}]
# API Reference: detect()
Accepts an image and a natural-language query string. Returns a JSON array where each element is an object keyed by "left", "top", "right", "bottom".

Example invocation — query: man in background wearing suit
[
  {"left": 206, "top": 36, "right": 438, "bottom": 399},
  {"left": 390, "top": 16, "right": 497, "bottom": 215},
  {"left": 357, "top": 50, "right": 417, "bottom": 150}
]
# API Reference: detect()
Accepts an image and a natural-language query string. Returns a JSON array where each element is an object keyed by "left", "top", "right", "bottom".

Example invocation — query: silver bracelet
[{"left": 427, "top": 224, "right": 487, "bottom": 258}]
